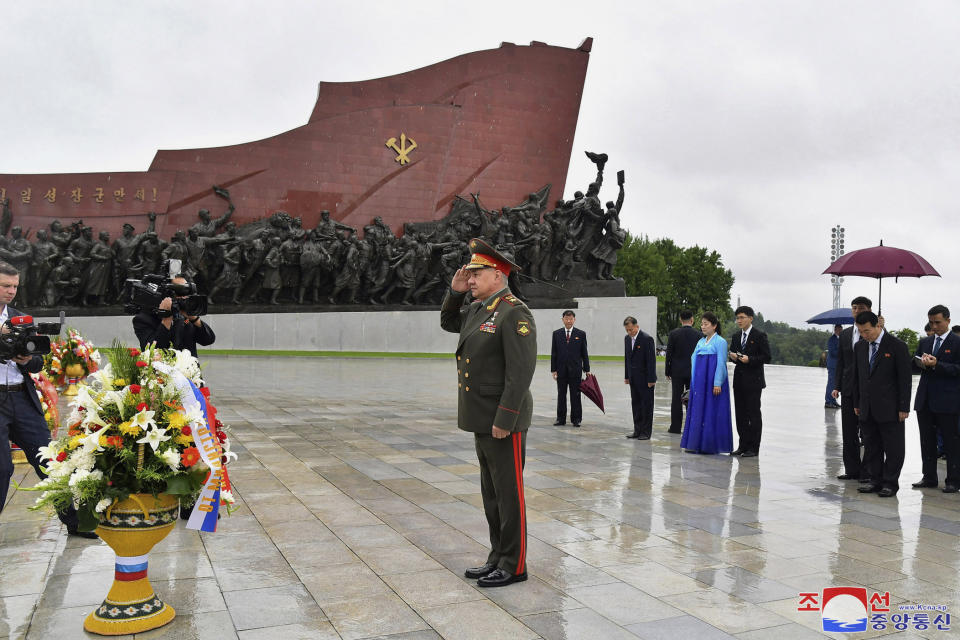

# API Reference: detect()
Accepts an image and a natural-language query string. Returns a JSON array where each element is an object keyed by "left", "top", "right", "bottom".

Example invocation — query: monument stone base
[{"left": 45, "top": 295, "right": 655, "bottom": 358}]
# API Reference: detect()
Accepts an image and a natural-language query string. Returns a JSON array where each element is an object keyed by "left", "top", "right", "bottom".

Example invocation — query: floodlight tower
[{"left": 830, "top": 225, "right": 845, "bottom": 309}]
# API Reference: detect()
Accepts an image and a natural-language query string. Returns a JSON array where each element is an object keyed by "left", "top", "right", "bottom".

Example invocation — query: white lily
[
  {"left": 82, "top": 431, "right": 105, "bottom": 452},
  {"left": 72, "top": 386, "right": 100, "bottom": 414},
  {"left": 101, "top": 390, "right": 126, "bottom": 419},
  {"left": 82, "top": 410, "right": 110, "bottom": 431},
  {"left": 137, "top": 425, "right": 171, "bottom": 452},
  {"left": 129, "top": 409, "right": 157, "bottom": 432},
  {"left": 36, "top": 444, "right": 59, "bottom": 462}
]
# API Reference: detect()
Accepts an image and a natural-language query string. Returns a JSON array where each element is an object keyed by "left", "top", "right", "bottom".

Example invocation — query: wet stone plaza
[{"left": 2, "top": 356, "right": 958, "bottom": 639}]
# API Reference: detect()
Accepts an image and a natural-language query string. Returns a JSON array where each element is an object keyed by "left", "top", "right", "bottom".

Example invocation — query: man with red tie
[
  {"left": 550, "top": 310, "right": 590, "bottom": 427},
  {"left": 852, "top": 311, "right": 911, "bottom": 497}
]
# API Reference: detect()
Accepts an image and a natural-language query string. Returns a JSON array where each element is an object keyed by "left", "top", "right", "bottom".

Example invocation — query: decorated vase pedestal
[
  {"left": 63, "top": 363, "right": 85, "bottom": 397},
  {"left": 84, "top": 493, "right": 178, "bottom": 635}
]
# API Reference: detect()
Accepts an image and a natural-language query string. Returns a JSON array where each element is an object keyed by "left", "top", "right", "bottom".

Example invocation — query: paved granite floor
[{"left": 2, "top": 356, "right": 958, "bottom": 639}]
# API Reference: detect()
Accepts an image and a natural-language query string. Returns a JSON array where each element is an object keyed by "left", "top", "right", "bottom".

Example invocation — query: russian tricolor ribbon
[{"left": 152, "top": 362, "right": 224, "bottom": 532}]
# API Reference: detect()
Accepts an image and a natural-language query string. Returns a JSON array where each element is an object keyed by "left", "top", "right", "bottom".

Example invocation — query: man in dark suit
[
  {"left": 831, "top": 296, "right": 873, "bottom": 481},
  {"left": 133, "top": 276, "right": 216, "bottom": 357},
  {"left": 550, "top": 310, "right": 590, "bottom": 427},
  {"left": 624, "top": 316, "right": 656, "bottom": 440},
  {"left": 852, "top": 311, "right": 911, "bottom": 497},
  {"left": 911, "top": 304, "right": 960, "bottom": 492},
  {"left": 729, "top": 306, "right": 771, "bottom": 457},
  {"left": 0, "top": 261, "right": 93, "bottom": 537},
  {"left": 665, "top": 310, "right": 699, "bottom": 434},
  {"left": 824, "top": 324, "right": 842, "bottom": 408}
]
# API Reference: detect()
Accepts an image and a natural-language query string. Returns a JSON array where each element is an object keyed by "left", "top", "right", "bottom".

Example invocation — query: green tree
[
  {"left": 892, "top": 327, "right": 919, "bottom": 354},
  {"left": 614, "top": 233, "right": 734, "bottom": 341},
  {"left": 752, "top": 313, "right": 834, "bottom": 366}
]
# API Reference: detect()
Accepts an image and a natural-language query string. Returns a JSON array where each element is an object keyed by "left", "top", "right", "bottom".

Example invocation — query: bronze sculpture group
[{"left": 0, "top": 152, "right": 626, "bottom": 309}]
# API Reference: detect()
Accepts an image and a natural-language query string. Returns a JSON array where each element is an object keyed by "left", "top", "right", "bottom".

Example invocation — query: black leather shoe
[
  {"left": 730, "top": 449, "right": 743, "bottom": 456},
  {"left": 836, "top": 473, "right": 859, "bottom": 480},
  {"left": 553, "top": 421, "right": 565, "bottom": 426},
  {"left": 67, "top": 527, "right": 99, "bottom": 539},
  {"left": 477, "top": 568, "right": 528, "bottom": 587},
  {"left": 859, "top": 477, "right": 872, "bottom": 484},
  {"left": 943, "top": 485, "right": 959, "bottom": 493},
  {"left": 572, "top": 422, "right": 581, "bottom": 427},
  {"left": 626, "top": 434, "right": 639, "bottom": 439},
  {"left": 911, "top": 479, "right": 938, "bottom": 489},
  {"left": 667, "top": 429, "right": 681, "bottom": 434},
  {"left": 877, "top": 487, "right": 896, "bottom": 497},
  {"left": 636, "top": 435, "right": 651, "bottom": 440},
  {"left": 464, "top": 562, "right": 498, "bottom": 579},
  {"left": 740, "top": 451, "right": 757, "bottom": 457},
  {"left": 858, "top": 485, "right": 880, "bottom": 493}
]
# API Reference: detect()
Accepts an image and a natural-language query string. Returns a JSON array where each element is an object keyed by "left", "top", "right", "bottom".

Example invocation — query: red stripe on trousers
[{"left": 512, "top": 431, "right": 526, "bottom": 574}]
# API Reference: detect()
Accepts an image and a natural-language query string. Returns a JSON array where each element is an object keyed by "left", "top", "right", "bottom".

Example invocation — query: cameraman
[
  {"left": 132, "top": 276, "right": 215, "bottom": 357},
  {"left": 0, "top": 261, "right": 94, "bottom": 537}
]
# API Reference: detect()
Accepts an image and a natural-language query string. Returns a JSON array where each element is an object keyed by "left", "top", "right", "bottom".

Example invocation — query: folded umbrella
[{"left": 579, "top": 374, "right": 605, "bottom": 413}]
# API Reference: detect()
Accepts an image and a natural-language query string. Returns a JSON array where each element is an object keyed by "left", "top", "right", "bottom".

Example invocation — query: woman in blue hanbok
[{"left": 681, "top": 312, "right": 733, "bottom": 454}]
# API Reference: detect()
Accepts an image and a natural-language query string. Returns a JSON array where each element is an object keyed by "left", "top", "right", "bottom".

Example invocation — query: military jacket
[{"left": 440, "top": 286, "right": 537, "bottom": 433}]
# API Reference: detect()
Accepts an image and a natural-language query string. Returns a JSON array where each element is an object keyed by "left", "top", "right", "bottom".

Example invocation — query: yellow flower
[
  {"left": 117, "top": 421, "right": 142, "bottom": 436},
  {"left": 113, "top": 378, "right": 127, "bottom": 387},
  {"left": 166, "top": 413, "right": 187, "bottom": 431},
  {"left": 67, "top": 435, "right": 84, "bottom": 450},
  {"left": 174, "top": 434, "right": 193, "bottom": 446},
  {"left": 98, "top": 435, "right": 109, "bottom": 447}
]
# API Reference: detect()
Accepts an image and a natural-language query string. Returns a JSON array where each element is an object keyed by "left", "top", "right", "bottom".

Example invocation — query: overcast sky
[{"left": 2, "top": 1, "right": 957, "bottom": 332}]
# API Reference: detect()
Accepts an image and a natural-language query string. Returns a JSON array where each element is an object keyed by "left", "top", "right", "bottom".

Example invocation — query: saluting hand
[{"left": 451, "top": 266, "right": 470, "bottom": 293}]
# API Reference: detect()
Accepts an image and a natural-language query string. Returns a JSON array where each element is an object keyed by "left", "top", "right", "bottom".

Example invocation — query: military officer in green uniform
[{"left": 440, "top": 238, "right": 537, "bottom": 587}]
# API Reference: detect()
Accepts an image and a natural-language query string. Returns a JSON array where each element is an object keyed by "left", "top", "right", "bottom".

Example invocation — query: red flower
[
  {"left": 215, "top": 419, "right": 223, "bottom": 429},
  {"left": 106, "top": 436, "right": 124, "bottom": 449},
  {"left": 56, "top": 451, "right": 67, "bottom": 462},
  {"left": 136, "top": 402, "right": 149, "bottom": 412},
  {"left": 129, "top": 384, "right": 142, "bottom": 394},
  {"left": 221, "top": 455, "right": 228, "bottom": 465},
  {"left": 180, "top": 447, "right": 201, "bottom": 467},
  {"left": 135, "top": 360, "right": 148, "bottom": 368},
  {"left": 181, "top": 426, "right": 192, "bottom": 436},
  {"left": 216, "top": 431, "right": 227, "bottom": 443},
  {"left": 128, "top": 348, "right": 141, "bottom": 356}
]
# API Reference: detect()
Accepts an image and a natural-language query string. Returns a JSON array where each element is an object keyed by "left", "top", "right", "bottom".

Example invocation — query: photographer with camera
[
  {"left": 132, "top": 275, "right": 215, "bottom": 357},
  {"left": 0, "top": 261, "right": 94, "bottom": 537}
]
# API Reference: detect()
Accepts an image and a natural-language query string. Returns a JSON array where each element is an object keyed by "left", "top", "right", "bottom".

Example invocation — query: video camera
[
  {"left": 122, "top": 259, "right": 208, "bottom": 318},
  {"left": 0, "top": 311, "right": 65, "bottom": 361}
]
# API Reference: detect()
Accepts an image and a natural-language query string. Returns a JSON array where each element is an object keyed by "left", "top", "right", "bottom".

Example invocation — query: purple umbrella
[
  {"left": 579, "top": 374, "right": 605, "bottom": 414},
  {"left": 822, "top": 240, "right": 940, "bottom": 314}
]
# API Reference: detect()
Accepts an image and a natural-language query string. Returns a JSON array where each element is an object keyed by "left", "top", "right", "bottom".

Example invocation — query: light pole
[{"left": 830, "top": 225, "right": 845, "bottom": 309}]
